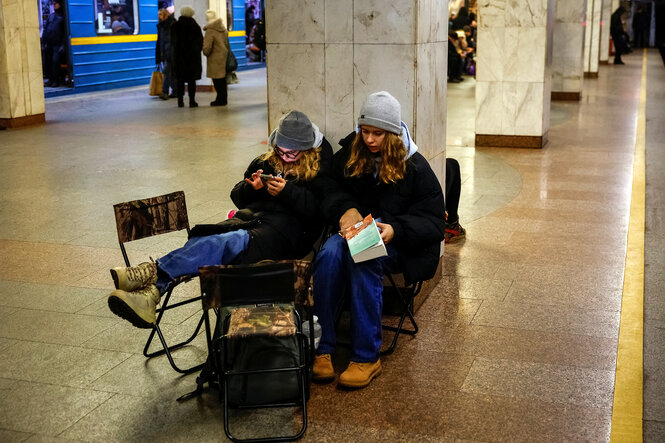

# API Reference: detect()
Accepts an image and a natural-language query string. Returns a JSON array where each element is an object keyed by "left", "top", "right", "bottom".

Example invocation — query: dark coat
[
  {"left": 228, "top": 139, "right": 333, "bottom": 263},
  {"left": 611, "top": 8, "right": 625, "bottom": 37},
  {"left": 156, "top": 14, "right": 175, "bottom": 64},
  {"left": 171, "top": 16, "right": 203, "bottom": 80},
  {"left": 320, "top": 132, "right": 445, "bottom": 284},
  {"left": 43, "top": 11, "right": 65, "bottom": 46}
]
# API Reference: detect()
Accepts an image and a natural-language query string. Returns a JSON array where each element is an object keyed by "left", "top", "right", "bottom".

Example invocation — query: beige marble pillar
[
  {"left": 265, "top": 0, "right": 449, "bottom": 185},
  {"left": 475, "top": 0, "right": 555, "bottom": 148},
  {"left": 0, "top": 0, "right": 45, "bottom": 129},
  {"left": 552, "top": 0, "right": 586, "bottom": 100},
  {"left": 583, "top": 0, "right": 602, "bottom": 77},
  {"left": 599, "top": 0, "right": 611, "bottom": 63}
]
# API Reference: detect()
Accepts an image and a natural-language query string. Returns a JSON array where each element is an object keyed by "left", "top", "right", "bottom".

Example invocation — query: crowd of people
[
  {"left": 155, "top": 6, "right": 231, "bottom": 107},
  {"left": 447, "top": 7, "right": 477, "bottom": 83},
  {"left": 107, "top": 91, "right": 466, "bottom": 390}
]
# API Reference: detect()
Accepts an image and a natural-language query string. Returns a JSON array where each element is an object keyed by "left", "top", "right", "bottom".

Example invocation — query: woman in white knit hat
[
  {"left": 312, "top": 91, "right": 446, "bottom": 389},
  {"left": 202, "top": 9, "right": 230, "bottom": 106}
]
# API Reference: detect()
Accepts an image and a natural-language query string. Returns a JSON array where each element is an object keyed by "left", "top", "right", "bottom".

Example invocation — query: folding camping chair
[
  {"left": 112, "top": 191, "right": 204, "bottom": 374},
  {"left": 199, "top": 260, "right": 314, "bottom": 443}
]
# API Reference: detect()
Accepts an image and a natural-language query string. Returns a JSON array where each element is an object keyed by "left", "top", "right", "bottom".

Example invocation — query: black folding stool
[{"left": 199, "top": 260, "right": 315, "bottom": 443}]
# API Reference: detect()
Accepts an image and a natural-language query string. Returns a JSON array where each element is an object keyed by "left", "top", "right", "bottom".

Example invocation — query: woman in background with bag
[{"left": 202, "top": 9, "right": 229, "bottom": 107}]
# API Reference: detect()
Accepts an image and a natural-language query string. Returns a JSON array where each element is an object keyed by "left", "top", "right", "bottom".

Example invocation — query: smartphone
[{"left": 260, "top": 174, "right": 276, "bottom": 183}]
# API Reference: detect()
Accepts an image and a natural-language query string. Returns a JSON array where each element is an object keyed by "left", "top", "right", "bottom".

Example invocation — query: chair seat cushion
[{"left": 226, "top": 305, "right": 296, "bottom": 338}]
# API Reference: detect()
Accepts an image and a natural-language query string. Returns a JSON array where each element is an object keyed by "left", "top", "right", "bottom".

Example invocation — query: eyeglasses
[{"left": 274, "top": 146, "right": 300, "bottom": 160}]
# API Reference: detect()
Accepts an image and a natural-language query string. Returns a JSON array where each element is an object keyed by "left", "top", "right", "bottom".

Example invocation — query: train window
[
  {"left": 94, "top": 0, "right": 139, "bottom": 35},
  {"left": 226, "top": 0, "right": 233, "bottom": 31}
]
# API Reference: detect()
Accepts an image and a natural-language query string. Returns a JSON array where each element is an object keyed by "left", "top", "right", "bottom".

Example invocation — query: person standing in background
[
  {"left": 632, "top": 5, "right": 651, "bottom": 48},
  {"left": 611, "top": 5, "right": 628, "bottom": 64},
  {"left": 43, "top": 0, "right": 66, "bottom": 87},
  {"left": 171, "top": 6, "right": 203, "bottom": 108},
  {"left": 202, "top": 10, "right": 230, "bottom": 107},
  {"left": 156, "top": 9, "right": 177, "bottom": 100}
]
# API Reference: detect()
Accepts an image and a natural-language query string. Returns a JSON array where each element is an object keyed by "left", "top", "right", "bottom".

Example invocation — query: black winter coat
[
  {"left": 171, "top": 16, "right": 203, "bottom": 80},
  {"left": 156, "top": 14, "right": 175, "bottom": 64},
  {"left": 321, "top": 132, "right": 446, "bottom": 284},
  {"left": 43, "top": 11, "right": 65, "bottom": 46},
  {"left": 229, "top": 140, "right": 333, "bottom": 263},
  {"left": 611, "top": 8, "right": 624, "bottom": 37}
]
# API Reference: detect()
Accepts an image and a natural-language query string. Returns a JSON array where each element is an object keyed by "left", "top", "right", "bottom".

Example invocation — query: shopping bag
[{"left": 149, "top": 69, "right": 164, "bottom": 96}]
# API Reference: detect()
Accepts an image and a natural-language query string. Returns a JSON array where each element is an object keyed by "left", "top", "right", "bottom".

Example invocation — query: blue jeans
[
  {"left": 156, "top": 230, "right": 250, "bottom": 294},
  {"left": 313, "top": 234, "right": 400, "bottom": 362}
]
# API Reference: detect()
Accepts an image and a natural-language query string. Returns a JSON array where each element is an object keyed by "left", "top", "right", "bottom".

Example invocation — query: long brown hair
[
  {"left": 262, "top": 147, "right": 321, "bottom": 181},
  {"left": 346, "top": 130, "right": 406, "bottom": 184}
]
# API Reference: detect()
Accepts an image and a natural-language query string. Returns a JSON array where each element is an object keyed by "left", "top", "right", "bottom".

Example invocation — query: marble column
[
  {"left": 265, "top": 0, "right": 449, "bottom": 186},
  {"left": 599, "top": 0, "right": 611, "bottom": 63},
  {"left": 583, "top": 0, "right": 602, "bottom": 77},
  {"left": 0, "top": 0, "right": 45, "bottom": 129},
  {"left": 551, "top": 0, "right": 586, "bottom": 101},
  {"left": 475, "top": 0, "right": 555, "bottom": 149}
]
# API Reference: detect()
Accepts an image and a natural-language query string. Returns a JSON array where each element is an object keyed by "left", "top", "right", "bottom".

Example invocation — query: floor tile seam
[
  {"left": 464, "top": 357, "right": 619, "bottom": 380},
  {"left": 448, "top": 322, "right": 619, "bottom": 341},
  {"left": 468, "top": 320, "right": 619, "bottom": 341},
  {"left": 53, "top": 392, "right": 123, "bottom": 442},
  {"left": 474, "top": 298, "right": 621, "bottom": 314},
  {"left": 0, "top": 338, "right": 134, "bottom": 360},
  {"left": 0, "top": 376, "right": 120, "bottom": 398}
]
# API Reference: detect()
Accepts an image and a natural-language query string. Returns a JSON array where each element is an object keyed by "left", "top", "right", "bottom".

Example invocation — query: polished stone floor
[{"left": 0, "top": 50, "right": 663, "bottom": 442}]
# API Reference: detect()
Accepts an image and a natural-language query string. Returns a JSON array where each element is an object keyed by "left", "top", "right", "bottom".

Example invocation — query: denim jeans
[
  {"left": 313, "top": 234, "right": 400, "bottom": 362},
  {"left": 155, "top": 230, "right": 250, "bottom": 294}
]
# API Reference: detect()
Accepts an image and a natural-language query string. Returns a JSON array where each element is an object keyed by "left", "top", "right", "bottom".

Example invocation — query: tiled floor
[{"left": 0, "top": 50, "right": 662, "bottom": 442}]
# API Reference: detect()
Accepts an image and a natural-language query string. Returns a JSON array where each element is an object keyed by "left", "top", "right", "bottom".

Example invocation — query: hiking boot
[
  {"left": 339, "top": 360, "right": 382, "bottom": 388},
  {"left": 444, "top": 221, "right": 466, "bottom": 244},
  {"left": 110, "top": 262, "right": 157, "bottom": 292},
  {"left": 107, "top": 284, "right": 160, "bottom": 329},
  {"left": 312, "top": 354, "right": 335, "bottom": 382}
]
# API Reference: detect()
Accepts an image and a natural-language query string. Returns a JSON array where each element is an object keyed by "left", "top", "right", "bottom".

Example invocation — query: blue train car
[{"left": 47, "top": 0, "right": 258, "bottom": 96}]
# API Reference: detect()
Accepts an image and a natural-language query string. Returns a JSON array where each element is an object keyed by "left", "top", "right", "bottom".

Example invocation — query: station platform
[{"left": 0, "top": 49, "right": 663, "bottom": 441}]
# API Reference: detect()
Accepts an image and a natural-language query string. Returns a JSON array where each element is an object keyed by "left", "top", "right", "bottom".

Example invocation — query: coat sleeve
[
  {"left": 202, "top": 30, "right": 213, "bottom": 56},
  {"left": 387, "top": 155, "right": 446, "bottom": 247},
  {"left": 275, "top": 177, "right": 320, "bottom": 220},
  {"left": 318, "top": 133, "right": 362, "bottom": 224},
  {"left": 230, "top": 158, "right": 268, "bottom": 209}
]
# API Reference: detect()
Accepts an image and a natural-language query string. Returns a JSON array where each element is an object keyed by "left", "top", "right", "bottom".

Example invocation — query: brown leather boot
[
  {"left": 312, "top": 354, "right": 335, "bottom": 382},
  {"left": 338, "top": 360, "right": 382, "bottom": 388}
]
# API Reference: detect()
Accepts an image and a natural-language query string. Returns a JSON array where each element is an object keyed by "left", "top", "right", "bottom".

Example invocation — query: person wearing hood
[
  {"left": 106, "top": 110, "right": 333, "bottom": 329},
  {"left": 43, "top": 0, "right": 66, "bottom": 87},
  {"left": 171, "top": 6, "right": 203, "bottom": 107},
  {"left": 156, "top": 9, "right": 177, "bottom": 99},
  {"left": 202, "top": 10, "right": 230, "bottom": 106},
  {"left": 312, "top": 91, "right": 446, "bottom": 389},
  {"left": 611, "top": 5, "right": 628, "bottom": 65}
]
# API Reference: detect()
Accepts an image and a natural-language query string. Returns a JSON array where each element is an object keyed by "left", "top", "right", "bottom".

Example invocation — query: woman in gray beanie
[
  {"left": 107, "top": 111, "right": 333, "bottom": 328},
  {"left": 312, "top": 91, "right": 446, "bottom": 389}
]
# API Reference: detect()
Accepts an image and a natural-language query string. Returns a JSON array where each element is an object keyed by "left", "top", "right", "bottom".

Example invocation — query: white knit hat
[
  {"left": 180, "top": 5, "right": 195, "bottom": 18},
  {"left": 205, "top": 9, "right": 217, "bottom": 23},
  {"left": 357, "top": 91, "right": 402, "bottom": 134}
]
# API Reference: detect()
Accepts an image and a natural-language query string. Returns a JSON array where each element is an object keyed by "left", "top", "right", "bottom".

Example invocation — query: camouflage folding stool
[
  {"left": 112, "top": 191, "right": 205, "bottom": 374},
  {"left": 199, "top": 260, "right": 315, "bottom": 443}
]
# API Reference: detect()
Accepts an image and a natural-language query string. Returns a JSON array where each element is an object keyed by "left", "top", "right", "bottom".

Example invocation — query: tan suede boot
[
  {"left": 338, "top": 360, "right": 382, "bottom": 388},
  {"left": 110, "top": 261, "right": 157, "bottom": 292},
  {"left": 107, "top": 284, "right": 160, "bottom": 329},
  {"left": 312, "top": 354, "right": 335, "bottom": 382}
]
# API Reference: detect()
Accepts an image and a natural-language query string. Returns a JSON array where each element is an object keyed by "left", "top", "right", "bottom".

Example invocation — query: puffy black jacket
[
  {"left": 229, "top": 140, "right": 333, "bottom": 263},
  {"left": 321, "top": 132, "right": 445, "bottom": 284}
]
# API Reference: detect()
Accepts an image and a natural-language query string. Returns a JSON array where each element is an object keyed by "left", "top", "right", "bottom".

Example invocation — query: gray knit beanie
[
  {"left": 357, "top": 91, "right": 402, "bottom": 134},
  {"left": 275, "top": 110, "right": 315, "bottom": 151}
]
